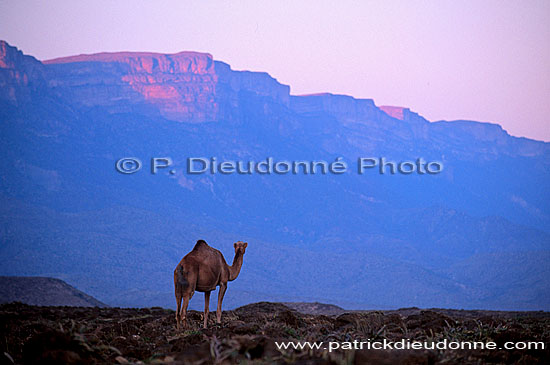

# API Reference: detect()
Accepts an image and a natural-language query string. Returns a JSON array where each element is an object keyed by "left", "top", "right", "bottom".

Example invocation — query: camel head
[{"left": 234, "top": 241, "right": 248, "bottom": 255}]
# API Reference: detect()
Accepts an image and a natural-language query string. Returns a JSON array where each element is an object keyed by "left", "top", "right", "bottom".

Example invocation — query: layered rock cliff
[
  {"left": 1, "top": 40, "right": 548, "bottom": 158},
  {"left": 0, "top": 41, "right": 46, "bottom": 104},
  {"left": 43, "top": 51, "right": 289, "bottom": 123}
]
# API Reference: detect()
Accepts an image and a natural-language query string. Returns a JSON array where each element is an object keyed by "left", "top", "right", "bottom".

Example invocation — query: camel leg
[
  {"left": 175, "top": 293, "right": 182, "bottom": 329},
  {"left": 180, "top": 290, "right": 194, "bottom": 329},
  {"left": 203, "top": 291, "right": 211, "bottom": 329},
  {"left": 216, "top": 283, "right": 227, "bottom": 324}
]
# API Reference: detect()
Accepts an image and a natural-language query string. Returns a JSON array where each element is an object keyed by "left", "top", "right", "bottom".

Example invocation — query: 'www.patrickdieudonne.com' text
[{"left": 275, "top": 339, "right": 546, "bottom": 352}]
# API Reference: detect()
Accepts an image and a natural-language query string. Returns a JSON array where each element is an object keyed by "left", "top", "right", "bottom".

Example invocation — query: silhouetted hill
[{"left": 0, "top": 276, "right": 107, "bottom": 307}]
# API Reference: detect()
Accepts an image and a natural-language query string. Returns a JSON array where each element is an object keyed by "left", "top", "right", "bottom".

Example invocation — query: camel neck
[{"left": 228, "top": 251, "right": 244, "bottom": 281}]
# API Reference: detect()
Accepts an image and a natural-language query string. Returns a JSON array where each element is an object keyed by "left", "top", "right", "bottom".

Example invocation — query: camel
[{"left": 174, "top": 240, "right": 247, "bottom": 329}]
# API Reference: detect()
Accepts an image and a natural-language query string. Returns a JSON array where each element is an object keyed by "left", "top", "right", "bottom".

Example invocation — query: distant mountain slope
[
  {"left": 0, "top": 276, "right": 107, "bottom": 307},
  {"left": 1, "top": 40, "right": 549, "bottom": 310}
]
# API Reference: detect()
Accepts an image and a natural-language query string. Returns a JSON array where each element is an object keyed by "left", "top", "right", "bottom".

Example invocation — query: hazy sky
[{"left": 1, "top": 0, "right": 549, "bottom": 141}]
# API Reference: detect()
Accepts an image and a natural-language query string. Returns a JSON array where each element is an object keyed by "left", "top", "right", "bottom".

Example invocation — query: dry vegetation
[{"left": 1, "top": 302, "right": 549, "bottom": 364}]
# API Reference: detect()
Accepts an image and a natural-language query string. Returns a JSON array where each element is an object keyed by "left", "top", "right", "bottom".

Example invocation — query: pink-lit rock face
[
  {"left": 0, "top": 41, "right": 20, "bottom": 69},
  {"left": 0, "top": 41, "right": 46, "bottom": 103},
  {"left": 43, "top": 51, "right": 216, "bottom": 74},
  {"left": 43, "top": 51, "right": 289, "bottom": 123},
  {"left": 380, "top": 105, "right": 409, "bottom": 120}
]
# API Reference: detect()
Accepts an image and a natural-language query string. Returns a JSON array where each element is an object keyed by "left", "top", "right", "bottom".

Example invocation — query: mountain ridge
[
  {"left": 3, "top": 40, "right": 548, "bottom": 144},
  {"left": 1, "top": 39, "right": 549, "bottom": 310}
]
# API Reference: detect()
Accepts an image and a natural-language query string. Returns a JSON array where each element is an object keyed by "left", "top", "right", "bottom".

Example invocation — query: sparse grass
[{"left": 1, "top": 302, "right": 549, "bottom": 364}]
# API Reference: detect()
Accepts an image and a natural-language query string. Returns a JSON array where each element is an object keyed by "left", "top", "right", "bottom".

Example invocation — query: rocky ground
[{"left": 1, "top": 302, "right": 549, "bottom": 364}]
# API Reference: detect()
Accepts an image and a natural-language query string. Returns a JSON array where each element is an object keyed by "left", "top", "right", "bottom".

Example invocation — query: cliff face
[
  {"left": 44, "top": 51, "right": 218, "bottom": 122},
  {"left": 380, "top": 105, "right": 410, "bottom": 121},
  {"left": 0, "top": 43, "right": 426, "bottom": 131},
  {"left": 43, "top": 51, "right": 289, "bottom": 123},
  {"left": 1, "top": 40, "right": 547, "bottom": 158},
  {"left": 0, "top": 41, "right": 46, "bottom": 104},
  {"left": 291, "top": 93, "right": 380, "bottom": 124}
]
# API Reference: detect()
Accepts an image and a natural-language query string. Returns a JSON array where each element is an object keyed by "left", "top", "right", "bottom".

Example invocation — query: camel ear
[
  {"left": 243, "top": 242, "right": 248, "bottom": 248},
  {"left": 234, "top": 242, "right": 238, "bottom": 248}
]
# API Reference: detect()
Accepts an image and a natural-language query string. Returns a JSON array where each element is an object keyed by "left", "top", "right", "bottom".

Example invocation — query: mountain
[
  {"left": 43, "top": 50, "right": 289, "bottom": 123},
  {"left": 0, "top": 40, "right": 549, "bottom": 310},
  {"left": 0, "top": 276, "right": 107, "bottom": 307}
]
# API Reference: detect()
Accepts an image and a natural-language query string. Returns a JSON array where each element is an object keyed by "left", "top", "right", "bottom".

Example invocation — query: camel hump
[{"left": 192, "top": 239, "right": 209, "bottom": 250}]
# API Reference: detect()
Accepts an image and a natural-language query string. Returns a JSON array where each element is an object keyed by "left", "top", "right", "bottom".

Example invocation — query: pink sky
[{"left": 1, "top": 0, "right": 549, "bottom": 141}]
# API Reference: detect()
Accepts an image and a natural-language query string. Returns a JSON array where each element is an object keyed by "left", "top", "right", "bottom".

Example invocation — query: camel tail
[{"left": 174, "top": 265, "right": 189, "bottom": 296}]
